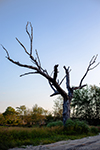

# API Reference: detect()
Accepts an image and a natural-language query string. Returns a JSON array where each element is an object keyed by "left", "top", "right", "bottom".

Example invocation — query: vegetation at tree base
[
  {"left": 47, "top": 120, "right": 63, "bottom": 127},
  {"left": 0, "top": 119, "right": 99, "bottom": 150},
  {"left": 65, "top": 119, "right": 90, "bottom": 134},
  {"left": 0, "top": 86, "right": 100, "bottom": 150}
]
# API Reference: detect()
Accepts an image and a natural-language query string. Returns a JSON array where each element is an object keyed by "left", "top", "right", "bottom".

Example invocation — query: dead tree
[{"left": 1, "top": 22, "right": 100, "bottom": 126}]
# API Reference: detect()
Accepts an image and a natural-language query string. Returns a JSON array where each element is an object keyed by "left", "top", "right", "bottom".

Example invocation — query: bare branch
[
  {"left": 50, "top": 92, "right": 60, "bottom": 97},
  {"left": 48, "top": 81, "right": 60, "bottom": 97},
  {"left": 73, "top": 84, "right": 87, "bottom": 90},
  {"left": 35, "top": 49, "right": 41, "bottom": 68},
  {"left": 59, "top": 75, "right": 66, "bottom": 85},
  {"left": 79, "top": 55, "right": 99, "bottom": 87},
  {"left": 16, "top": 35, "right": 41, "bottom": 70},
  {"left": 20, "top": 71, "right": 38, "bottom": 77},
  {"left": 89, "top": 62, "right": 100, "bottom": 70},
  {"left": 43, "top": 69, "right": 49, "bottom": 75},
  {"left": 16, "top": 37, "right": 41, "bottom": 70},
  {"left": 49, "top": 81, "right": 57, "bottom": 93},
  {"left": 8, "top": 57, "right": 38, "bottom": 71},
  {"left": 26, "top": 22, "right": 33, "bottom": 55},
  {"left": 89, "top": 55, "right": 95, "bottom": 64},
  {"left": 16, "top": 38, "right": 30, "bottom": 56},
  {"left": 1, "top": 45, "right": 10, "bottom": 58},
  {"left": 59, "top": 68, "right": 71, "bottom": 86}
]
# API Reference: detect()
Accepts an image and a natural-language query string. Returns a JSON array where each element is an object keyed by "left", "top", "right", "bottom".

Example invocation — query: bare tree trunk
[{"left": 63, "top": 96, "right": 70, "bottom": 126}]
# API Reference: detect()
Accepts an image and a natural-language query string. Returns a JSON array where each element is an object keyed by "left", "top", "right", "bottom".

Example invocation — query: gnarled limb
[{"left": 49, "top": 81, "right": 60, "bottom": 97}]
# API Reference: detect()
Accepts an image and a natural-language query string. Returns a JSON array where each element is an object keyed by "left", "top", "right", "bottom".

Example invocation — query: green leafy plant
[
  {"left": 65, "top": 119, "right": 89, "bottom": 134},
  {"left": 47, "top": 120, "right": 63, "bottom": 127},
  {"left": 90, "top": 126, "right": 99, "bottom": 134}
]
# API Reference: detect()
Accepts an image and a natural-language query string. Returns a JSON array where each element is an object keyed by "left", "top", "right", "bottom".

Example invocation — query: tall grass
[{"left": 0, "top": 120, "right": 99, "bottom": 150}]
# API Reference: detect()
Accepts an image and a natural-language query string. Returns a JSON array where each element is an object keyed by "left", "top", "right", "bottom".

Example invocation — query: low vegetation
[
  {"left": 0, "top": 119, "right": 99, "bottom": 150},
  {"left": 0, "top": 85, "right": 100, "bottom": 150}
]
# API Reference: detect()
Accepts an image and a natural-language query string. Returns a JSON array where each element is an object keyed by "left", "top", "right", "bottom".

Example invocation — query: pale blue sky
[{"left": 0, "top": 0, "right": 100, "bottom": 113}]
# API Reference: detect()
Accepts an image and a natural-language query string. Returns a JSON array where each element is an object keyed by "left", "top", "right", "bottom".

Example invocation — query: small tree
[
  {"left": 2, "top": 22, "right": 100, "bottom": 126},
  {"left": 3, "top": 106, "right": 18, "bottom": 125}
]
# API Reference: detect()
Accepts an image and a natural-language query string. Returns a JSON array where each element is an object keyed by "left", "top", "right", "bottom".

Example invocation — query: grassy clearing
[{"left": 0, "top": 124, "right": 99, "bottom": 150}]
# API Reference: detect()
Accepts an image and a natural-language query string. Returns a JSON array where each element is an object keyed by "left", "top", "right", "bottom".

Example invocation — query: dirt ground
[{"left": 9, "top": 133, "right": 100, "bottom": 150}]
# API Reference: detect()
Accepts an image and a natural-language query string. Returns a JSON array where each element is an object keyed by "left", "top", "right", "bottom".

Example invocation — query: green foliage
[
  {"left": 65, "top": 119, "right": 89, "bottom": 134},
  {"left": 65, "top": 119, "right": 75, "bottom": 131},
  {"left": 0, "top": 114, "right": 6, "bottom": 125},
  {"left": 1, "top": 104, "right": 50, "bottom": 127},
  {"left": 3, "top": 106, "right": 17, "bottom": 116},
  {"left": 47, "top": 121, "right": 63, "bottom": 127},
  {"left": 90, "top": 126, "right": 99, "bottom": 134},
  {"left": 45, "top": 112, "right": 54, "bottom": 124},
  {"left": 0, "top": 125, "right": 98, "bottom": 150},
  {"left": 16, "top": 105, "right": 27, "bottom": 115},
  {"left": 71, "top": 85, "right": 100, "bottom": 125}
]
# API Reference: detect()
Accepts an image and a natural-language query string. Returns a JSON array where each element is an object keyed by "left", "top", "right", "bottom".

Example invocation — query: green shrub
[
  {"left": 64, "top": 119, "right": 75, "bottom": 134},
  {"left": 65, "top": 119, "right": 89, "bottom": 134},
  {"left": 65, "top": 119, "right": 75, "bottom": 129},
  {"left": 47, "top": 121, "right": 63, "bottom": 127},
  {"left": 74, "top": 120, "right": 89, "bottom": 134},
  {"left": 90, "top": 127, "right": 99, "bottom": 134}
]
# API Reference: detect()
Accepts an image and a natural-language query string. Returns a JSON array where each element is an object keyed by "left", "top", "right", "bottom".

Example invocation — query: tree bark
[{"left": 63, "top": 96, "right": 70, "bottom": 126}]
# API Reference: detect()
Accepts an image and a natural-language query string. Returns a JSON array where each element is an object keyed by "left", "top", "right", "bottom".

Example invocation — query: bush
[
  {"left": 74, "top": 120, "right": 89, "bottom": 134},
  {"left": 65, "top": 119, "right": 75, "bottom": 130},
  {"left": 65, "top": 119, "right": 89, "bottom": 134},
  {"left": 90, "top": 127, "right": 99, "bottom": 134},
  {"left": 47, "top": 121, "right": 63, "bottom": 127}
]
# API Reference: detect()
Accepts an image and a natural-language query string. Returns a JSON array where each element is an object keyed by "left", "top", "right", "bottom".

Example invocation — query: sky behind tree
[{"left": 0, "top": 0, "right": 100, "bottom": 113}]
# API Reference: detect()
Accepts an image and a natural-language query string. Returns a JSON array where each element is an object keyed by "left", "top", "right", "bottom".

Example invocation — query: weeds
[
  {"left": 47, "top": 120, "right": 63, "bottom": 127},
  {"left": 0, "top": 120, "right": 99, "bottom": 150}
]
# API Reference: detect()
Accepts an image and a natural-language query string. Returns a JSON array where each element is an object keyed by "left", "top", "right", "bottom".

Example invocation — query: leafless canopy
[{"left": 1, "top": 22, "right": 100, "bottom": 98}]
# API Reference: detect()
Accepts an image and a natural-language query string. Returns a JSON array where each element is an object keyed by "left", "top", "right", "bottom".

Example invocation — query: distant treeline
[
  {"left": 0, "top": 85, "right": 100, "bottom": 126},
  {"left": 0, "top": 104, "right": 55, "bottom": 127}
]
